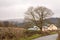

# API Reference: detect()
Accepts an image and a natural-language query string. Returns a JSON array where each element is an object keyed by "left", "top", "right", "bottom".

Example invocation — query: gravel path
[{"left": 33, "top": 34, "right": 58, "bottom": 40}]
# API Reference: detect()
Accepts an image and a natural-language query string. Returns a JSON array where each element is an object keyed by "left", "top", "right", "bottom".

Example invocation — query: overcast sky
[{"left": 0, "top": 0, "right": 60, "bottom": 20}]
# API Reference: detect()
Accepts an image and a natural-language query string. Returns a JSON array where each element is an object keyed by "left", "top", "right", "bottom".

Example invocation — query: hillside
[{"left": 0, "top": 18, "right": 60, "bottom": 27}]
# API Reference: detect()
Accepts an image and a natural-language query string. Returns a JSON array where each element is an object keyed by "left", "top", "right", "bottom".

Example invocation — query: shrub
[
  {"left": 25, "top": 30, "right": 41, "bottom": 37},
  {"left": 0, "top": 27, "right": 26, "bottom": 40},
  {"left": 57, "top": 31, "right": 60, "bottom": 40}
]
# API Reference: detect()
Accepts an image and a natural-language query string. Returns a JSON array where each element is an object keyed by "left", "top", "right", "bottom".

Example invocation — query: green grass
[
  {"left": 19, "top": 34, "right": 42, "bottom": 40},
  {"left": 49, "top": 32, "right": 57, "bottom": 35},
  {"left": 28, "top": 34, "right": 42, "bottom": 39},
  {"left": 19, "top": 31, "right": 57, "bottom": 40}
]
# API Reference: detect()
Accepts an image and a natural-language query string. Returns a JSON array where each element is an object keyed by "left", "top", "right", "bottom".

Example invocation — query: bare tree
[{"left": 25, "top": 6, "right": 53, "bottom": 31}]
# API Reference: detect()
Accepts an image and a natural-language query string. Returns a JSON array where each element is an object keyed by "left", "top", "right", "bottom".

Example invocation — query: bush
[
  {"left": 0, "top": 27, "right": 26, "bottom": 40},
  {"left": 25, "top": 30, "right": 41, "bottom": 37},
  {"left": 57, "top": 31, "right": 60, "bottom": 40}
]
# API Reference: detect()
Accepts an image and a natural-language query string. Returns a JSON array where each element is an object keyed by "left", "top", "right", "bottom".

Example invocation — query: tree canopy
[{"left": 25, "top": 6, "right": 54, "bottom": 31}]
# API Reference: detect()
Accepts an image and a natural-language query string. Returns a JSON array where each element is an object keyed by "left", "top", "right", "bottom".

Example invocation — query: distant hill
[
  {"left": 0, "top": 18, "right": 60, "bottom": 27},
  {"left": 45, "top": 18, "right": 59, "bottom": 24},
  {"left": 0, "top": 19, "right": 25, "bottom": 27},
  {"left": 7, "top": 19, "right": 24, "bottom": 23},
  {"left": 45, "top": 18, "right": 60, "bottom": 27}
]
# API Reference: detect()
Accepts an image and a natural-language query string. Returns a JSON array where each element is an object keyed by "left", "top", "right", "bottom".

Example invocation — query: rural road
[{"left": 33, "top": 34, "right": 58, "bottom": 40}]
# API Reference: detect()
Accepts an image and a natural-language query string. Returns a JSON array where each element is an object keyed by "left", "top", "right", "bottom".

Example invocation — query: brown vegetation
[
  {"left": 57, "top": 31, "right": 60, "bottom": 40},
  {"left": 0, "top": 27, "right": 26, "bottom": 40}
]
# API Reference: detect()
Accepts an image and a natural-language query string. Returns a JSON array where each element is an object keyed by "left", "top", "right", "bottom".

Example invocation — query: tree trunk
[{"left": 40, "top": 12, "right": 43, "bottom": 33}]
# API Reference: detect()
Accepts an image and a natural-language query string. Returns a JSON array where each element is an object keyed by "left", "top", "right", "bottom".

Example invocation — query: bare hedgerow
[{"left": 0, "top": 27, "right": 26, "bottom": 40}]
